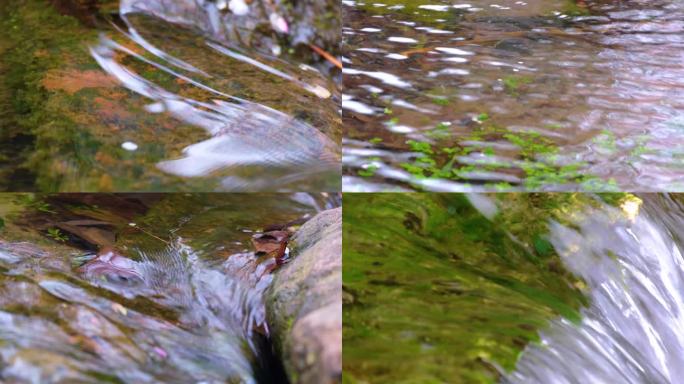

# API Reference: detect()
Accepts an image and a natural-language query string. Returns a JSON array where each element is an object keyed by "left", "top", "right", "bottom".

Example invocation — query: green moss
[
  {"left": 358, "top": 165, "right": 379, "bottom": 177},
  {"left": 397, "top": 124, "right": 616, "bottom": 190},
  {"left": 1, "top": 1, "right": 98, "bottom": 190},
  {"left": 562, "top": 0, "right": 590, "bottom": 16},
  {"left": 502, "top": 75, "right": 533, "bottom": 95},
  {"left": 1, "top": 2, "right": 340, "bottom": 191},
  {"left": 343, "top": 193, "right": 595, "bottom": 383}
]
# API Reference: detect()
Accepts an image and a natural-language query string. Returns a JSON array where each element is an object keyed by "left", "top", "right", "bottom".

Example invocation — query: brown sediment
[
  {"left": 93, "top": 96, "right": 134, "bottom": 121},
  {"left": 42, "top": 70, "right": 120, "bottom": 95}
]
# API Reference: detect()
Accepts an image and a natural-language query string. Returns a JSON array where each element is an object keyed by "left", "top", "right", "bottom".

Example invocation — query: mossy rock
[{"left": 266, "top": 207, "right": 342, "bottom": 384}]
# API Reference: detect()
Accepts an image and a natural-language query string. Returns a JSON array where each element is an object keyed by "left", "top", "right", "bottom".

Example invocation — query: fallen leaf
[
  {"left": 251, "top": 230, "right": 289, "bottom": 259},
  {"left": 112, "top": 303, "right": 128, "bottom": 316}
]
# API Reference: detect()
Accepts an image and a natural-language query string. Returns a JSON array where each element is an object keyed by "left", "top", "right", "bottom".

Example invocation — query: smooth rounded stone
[{"left": 265, "top": 207, "right": 341, "bottom": 384}]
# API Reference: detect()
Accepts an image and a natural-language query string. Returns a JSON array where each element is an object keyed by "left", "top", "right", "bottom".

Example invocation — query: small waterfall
[{"left": 505, "top": 195, "right": 684, "bottom": 383}]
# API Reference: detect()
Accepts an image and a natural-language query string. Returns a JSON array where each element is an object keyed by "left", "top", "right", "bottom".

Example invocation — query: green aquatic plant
[
  {"left": 406, "top": 140, "right": 434, "bottom": 155},
  {"left": 386, "top": 117, "right": 400, "bottom": 127},
  {"left": 502, "top": 75, "right": 533, "bottom": 95},
  {"left": 432, "top": 97, "right": 450, "bottom": 106},
  {"left": 47, "top": 228, "right": 68, "bottom": 242},
  {"left": 397, "top": 123, "right": 614, "bottom": 190},
  {"left": 15, "top": 194, "right": 55, "bottom": 213},
  {"left": 357, "top": 165, "right": 379, "bottom": 177},
  {"left": 592, "top": 130, "right": 617, "bottom": 153}
]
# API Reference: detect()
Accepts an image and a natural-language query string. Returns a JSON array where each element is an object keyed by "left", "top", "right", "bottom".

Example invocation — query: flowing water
[
  {"left": 0, "top": 193, "right": 339, "bottom": 383},
  {"left": 343, "top": 0, "right": 684, "bottom": 192},
  {"left": 0, "top": 0, "right": 340, "bottom": 192},
  {"left": 505, "top": 194, "right": 684, "bottom": 383}
]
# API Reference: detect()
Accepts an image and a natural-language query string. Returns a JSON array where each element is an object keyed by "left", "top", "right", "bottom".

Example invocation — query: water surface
[
  {"left": 507, "top": 194, "right": 684, "bottom": 383},
  {"left": 343, "top": 0, "right": 684, "bottom": 191},
  {"left": 0, "top": 193, "right": 338, "bottom": 383}
]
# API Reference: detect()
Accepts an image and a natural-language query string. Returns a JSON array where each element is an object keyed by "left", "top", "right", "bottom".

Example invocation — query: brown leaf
[{"left": 251, "top": 230, "right": 289, "bottom": 259}]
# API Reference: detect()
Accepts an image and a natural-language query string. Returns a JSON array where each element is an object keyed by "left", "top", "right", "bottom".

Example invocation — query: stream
[
  {"left": 343, "top": 0, "right": 684, "bottom": 192},
  {"left": 0, "top": 193, "right": 339, "bottom": 383},
  {"left": 506, "top": 194, "right": 684, "bottom": 383},
  {"left": 0, "top": 0, "right": 341, "bottom": 192}
]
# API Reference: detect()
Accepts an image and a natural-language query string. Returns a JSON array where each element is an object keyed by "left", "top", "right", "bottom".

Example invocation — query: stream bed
[
  {"left": 0, "top": 193, "right": 339, "bottom": 383},
  {"left": 0, "top": 0, "right": 341, "bottom": 192},
  {"left": 343, "top": 0, "right": 684, "bottom": 192}
]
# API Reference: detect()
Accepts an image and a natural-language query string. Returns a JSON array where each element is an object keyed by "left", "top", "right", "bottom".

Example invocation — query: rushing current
[
  {"left": 0, "top": 193, "right": 338, "bottom": 383},
  {"left": 504, "top": 194, "right": 684, "bottom": 383},
  {"left": 0, "top": 240, "right": 267, "bottom": 383},
  {"left": 343, "top": 0, "right": 684, "bottom": 192}
]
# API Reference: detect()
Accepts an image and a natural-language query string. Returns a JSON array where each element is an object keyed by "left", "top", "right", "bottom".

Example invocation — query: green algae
[
  {"left": 342, "top": 193, "right": 633, "bottom": 383},
  {"left": 396, "top": 122, "right": 618, "bottom": 191},
  {"left": 502, "top": 75, "right": 533, "bottom": 96}
]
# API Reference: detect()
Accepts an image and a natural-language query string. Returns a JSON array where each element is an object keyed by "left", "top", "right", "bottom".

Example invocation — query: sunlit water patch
[{"left": 343, "top": 0, "right": 684, "bottom": 191}]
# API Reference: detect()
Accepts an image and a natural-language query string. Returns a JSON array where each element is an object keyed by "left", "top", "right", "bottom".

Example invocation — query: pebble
[{"left": 121, "top": 142, "right": 138, "bottom": 151}]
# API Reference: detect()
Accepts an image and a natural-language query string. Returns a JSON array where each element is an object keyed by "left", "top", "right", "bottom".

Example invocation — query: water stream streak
[{"left": 506, "top": 195, "right": 684, "bottom": 383}]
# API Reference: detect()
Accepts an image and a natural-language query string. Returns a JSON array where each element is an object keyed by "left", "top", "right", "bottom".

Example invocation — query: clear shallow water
[
  {"left": 93, "top": 1, "right": 341, "bottom": 191},
  {"left": 343, "top": 0, "right": 684, "bottom": 192},
  {"left": 0, "top": 0, "right": 340, "bottom": 192},
  {"left": 0, "top": 193, "right": 337, "bottom": 383},
  {"left": 505, "top": 194, "right": 684, "bottom": 383}
]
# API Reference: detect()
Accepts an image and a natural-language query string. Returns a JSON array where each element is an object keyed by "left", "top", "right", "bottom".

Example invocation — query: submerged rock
[{"left": 265, "top": 207, "right": 341, "bottom": 384}]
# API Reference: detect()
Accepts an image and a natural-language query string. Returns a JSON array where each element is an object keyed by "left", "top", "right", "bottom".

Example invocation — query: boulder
[{"left": 265, "top": 207, "right": 341, "bottom": 384}]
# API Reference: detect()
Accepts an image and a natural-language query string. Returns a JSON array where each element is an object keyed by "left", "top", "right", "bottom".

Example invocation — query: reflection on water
[
  {"left": 343, "top": 0, "right": 684, "bottom": 192},
  {"left": 0, "top": 193, "right": 338, "bottom": 383},
  {"left": 507, "top": 195, "right": 684, "bottom": 383}
]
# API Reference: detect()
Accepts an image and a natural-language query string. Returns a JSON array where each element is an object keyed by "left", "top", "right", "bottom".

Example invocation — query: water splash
[
  {"left": 0, "top": 238, "right": 266, "bottom": 383},
  {"left": 506, "top": 195, "right": 684, "bottom": 383}
]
